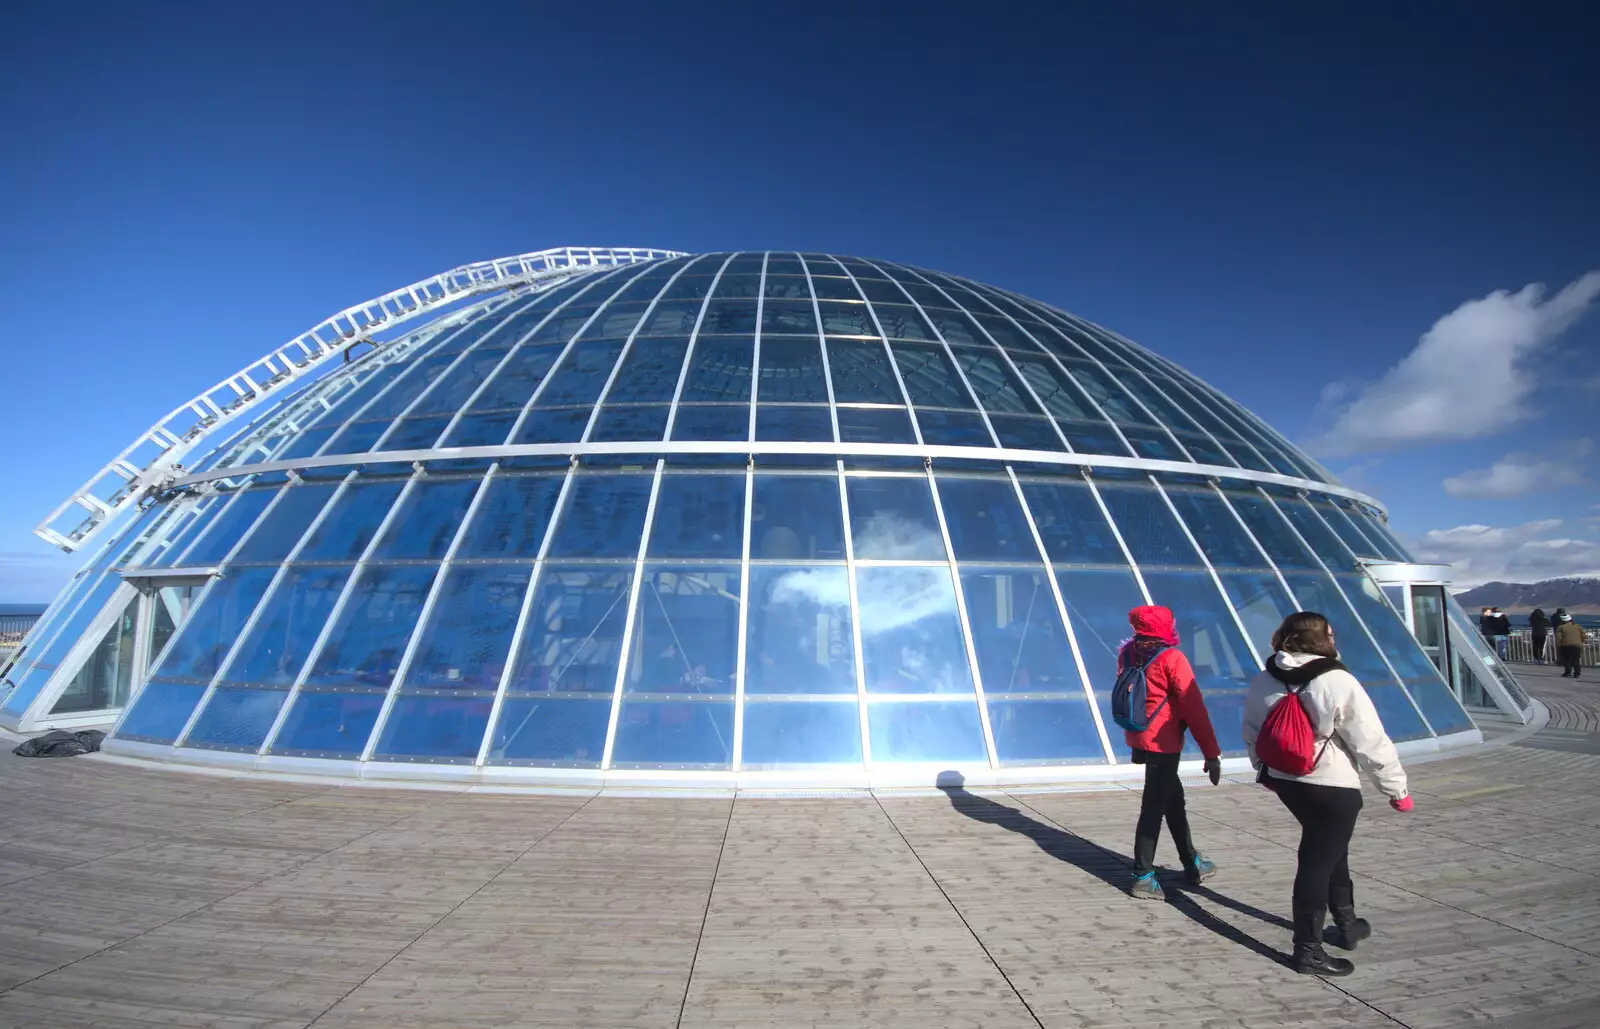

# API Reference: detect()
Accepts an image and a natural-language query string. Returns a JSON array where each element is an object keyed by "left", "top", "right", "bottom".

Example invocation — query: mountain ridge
[{"left": 1454, "top": 576, "right": 1600, "bottom": 615}]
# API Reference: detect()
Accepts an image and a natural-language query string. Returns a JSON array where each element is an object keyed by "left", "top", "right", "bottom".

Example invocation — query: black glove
[{"left": 1204, "top": 757, "right": 1221, "bottom": 786}]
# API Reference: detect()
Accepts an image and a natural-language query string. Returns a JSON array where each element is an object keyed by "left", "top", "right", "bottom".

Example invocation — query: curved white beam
[{"left": 35, "top": 246, "right": 684, "bottom": 553}]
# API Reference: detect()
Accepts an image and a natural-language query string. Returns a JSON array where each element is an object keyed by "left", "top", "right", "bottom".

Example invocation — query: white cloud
[
  {"left": 1407, "top": 519, "right": 1600, "bottom": 587},
  {"left": 1312, "top": 270, "right": 1600, "bottom": 456},
  {"left": 1441, "top": 439, "right": 1593, "bottom": 498}
]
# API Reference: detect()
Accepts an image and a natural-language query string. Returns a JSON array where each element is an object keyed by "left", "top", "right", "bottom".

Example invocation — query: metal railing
[
  {"left": 0, "top": 612, "right": 42, "bottom": 641},
  {"left": 1504, "top": 627, "right": 1599, "bottom": 667},
  {"left": 33, "top": 246, "right": 684, "bottom": 555}
]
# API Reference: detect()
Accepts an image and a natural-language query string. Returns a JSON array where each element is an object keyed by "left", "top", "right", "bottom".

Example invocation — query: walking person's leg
[
  {"left": 1532, "top": 631, "right": 1547, "bottom": 664},
  {"left": 1561, "top": 646, "right": 1580, "bottom": 678},
  {"left": 1131, "top": 751, "right": 1178, "bottom": 897},
  {"left": 1276, "top": 780, "right": 1360, "bottom": 975},
  {"left": 1326, "top": 815, "right": 1371, "bottom": 949}
]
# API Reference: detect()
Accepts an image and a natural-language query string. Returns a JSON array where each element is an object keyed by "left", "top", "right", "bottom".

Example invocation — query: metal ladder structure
[{"left": 35, "top": 246, "right": 683, "bottom": 553}]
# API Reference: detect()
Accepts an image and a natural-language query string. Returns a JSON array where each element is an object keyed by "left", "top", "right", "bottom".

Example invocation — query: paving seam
[
  {"left": 0, "top": 781, "right": 345, "bottom": 891},
  {"left": 995, "top": 790, "right": 1400, "bottom": 1022},
  {"left": 1189, "top": 807, "right": 1600, "bottom": 961},
  {"left": 673, "top": 794, "right": 737, "bottom": 1029},
  {"left": 0, "top": 785, "right": 472, "bottom": 1000},
  {"left": 300, "top": 790, "right": 603, "bottom": 1029},
  {"left": 872, "top": 792, "right": 1049, "bottom": 1029}
]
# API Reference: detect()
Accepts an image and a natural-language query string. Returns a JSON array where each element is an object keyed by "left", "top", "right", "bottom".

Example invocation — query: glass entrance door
[{"left": 1410, "top": 586, "right": 1450, "bottom": 681}]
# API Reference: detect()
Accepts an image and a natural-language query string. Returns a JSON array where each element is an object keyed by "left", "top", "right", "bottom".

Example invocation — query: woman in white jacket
[{"left": 1243, "top": 611, "right": 1413, "bottom": 977}]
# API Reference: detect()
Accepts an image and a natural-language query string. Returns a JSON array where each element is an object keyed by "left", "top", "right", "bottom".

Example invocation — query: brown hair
[{"left": 1272, "top": 611, "right": 1338, "bottom": 658}]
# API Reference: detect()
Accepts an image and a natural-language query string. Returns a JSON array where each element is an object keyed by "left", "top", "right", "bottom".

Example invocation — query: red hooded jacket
[{"left": 1119, "top": 605, "right": 1222, "bottom": 761}]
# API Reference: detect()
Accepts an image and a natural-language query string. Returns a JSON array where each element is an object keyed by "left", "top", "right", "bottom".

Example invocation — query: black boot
[
  {"left": 1327, "top": 885, "right": 1371, "bottom": 950},
  {"left": 1295, "top": 943, "right": 1355, "bottom": 976}
]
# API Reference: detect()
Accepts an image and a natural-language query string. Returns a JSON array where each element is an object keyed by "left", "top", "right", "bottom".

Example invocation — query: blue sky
[{"left": 2, "top": 1, "right": 1596, "bottom": 600}]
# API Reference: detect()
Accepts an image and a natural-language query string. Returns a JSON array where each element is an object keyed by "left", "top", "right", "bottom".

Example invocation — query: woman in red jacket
[{"left": 1121, "top": 604, "right": 1224, "bottom": 900}]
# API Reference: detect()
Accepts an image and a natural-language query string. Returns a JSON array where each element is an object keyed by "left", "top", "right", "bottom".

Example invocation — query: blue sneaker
[
  {"left": 1185, "top": 854, "right": 1217, "bottom": 886},
  {"left": 1130, "top": 871, "right": 1164, "bottom": 900}
]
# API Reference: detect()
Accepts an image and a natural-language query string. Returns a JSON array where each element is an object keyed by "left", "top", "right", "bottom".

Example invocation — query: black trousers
[
  {"left": 1559, "top": 645, "right": 1583, "bottom": 676},
  {"left": 1274, "top": 778, "right": 1363, "bottom": 946},
  {"left": 1132, "top": 751, "right": 1197, "bottom": 874}
]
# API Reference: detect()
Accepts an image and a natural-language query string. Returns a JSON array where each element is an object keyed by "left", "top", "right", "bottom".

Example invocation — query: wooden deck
[{"left": 1, "top": 664, "right": 1596, "bottom": 1028}]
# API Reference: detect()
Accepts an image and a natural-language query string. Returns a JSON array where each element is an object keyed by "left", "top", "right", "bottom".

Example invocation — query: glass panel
[
  {"left": 542, "top": 475, "right": 654, "bottom": 559},
  {"left": 1018, "top": 480, "right": 1127, "bottom": 565},
  {"left": 1350, "top": 509, "right": 1412, "bottom": 562},
  {"left": 827, "top": 342, "right": 903, "bottom": 403},
  {"left": 742, "top": 701, "right": 862, "bottom": 766},
  {"left": 372, "top": 695, "right": 493, "bottom": 761},
  {"left": 221, "top": 566, "right": 351, "bottom": 686},
  {"left": 959, "top": 566, "right": 1083, "bottom": 695},
  {"left": 532, "top": 342, "right": 626, "bottom": 407},
  {"left": 514, "top": 407, "right": 591, "bottom": 445},
  {"left": 681, "top": 338, "right": 753, "bottom": 402},
  {"left": 1095, "top": 484, "right": 1201, "bottom": 567},
  {"left": 1164, "top": 489, "right": 1264, "bottom": 569},
  {"left": 339, "top": 353, "right": 456, "bottom": 424},
  {"left": 404, "top": 565, "right": 532, "bottom": 691},
  {"left": 989, "top": 700, "right": 1105, "bottom": 764},
  {"left": 891, "top": 344, "right": 976, "bottom": 408},
  {"left": 754, "top": 405, "right": 834, "bottom": 444},
  {"left": 409, "top": 348, "right": 515, "bottom": 417},
  {"left": 604, "top": 339, "right": 690, "bottom": 404},
  {"left": 806, "top": 274, "right": 860, "bottom": 301},
  {"left": 486, "top": 697, "right": 610, "bottom": 765},
  {"left": 145, "top": 498, "right": 224, "bottom": 568},
  {"left": 867, "top": 700, "right": 986, "bottom": 763},
  {"left": 147, "top": 585, "right": 187, "bottom": 669},
  {"left": 49, "top": 595, "right": 138, "bottom": 713},
  {"left": 611, "top": 700, "right": 734, "bottom": 767},
  {"left": 761, "top": 299, "right": 819, "bottom": 336},
  {"left": 1277, "top": 496, "right": 1357, "bottom": 571},
  {"left": 817, "top": 301, "right": 877, "bottom": 337},
  {"left": 1281, "top": 572, "right": 1429, "bottom": 740},
  {"left": 856, "top": 567, "right": 971, "bottom": 694},
  {"left": 989, "top": 415, "right": 1066, "bottom": 453},
  {"left": 1217, "top": 571, "right": 1296, "bottom": 660},
  {"left": 846, "top": 477, "right": 945, "bottom": 561},
  {"left": 185, "top": 687, "right": 288, "bottom": 751},
  {"left": 1055, "top": 420, "right": 1134, "bottom": 457},
  {"left": 625, "top": 567, "right": 741, "bottom": 696},
  {"left": 115, "top": 681, "right": 206, "bottom": 742},
  {"left": 506, "top": 566, "right": 634, "bottom": 694},
  {"left": 952, "top": 350, "right": 1039, "bottom": 415},
  {"left": 370, "top": 477, "right": 480, "bottom": 561},
  {"left": 229, "top": 485, "right": 337, "bottom": 564},
  {"left": 181, "top": 489, "right": 277, "bottom": 566},
  {"left": 1055, "top": 568, "right": 1147, "bottom": 716},
  {"left": 457, "top": 475, "right": 566, "bottom": 559},
  {"left": 923, "top": 308, "right": 986, "bottom": 345},
  {"left": 751, "top": 475, "right": 845, "bottom": 559},
  {"left": 468, "top": 347, "right": 559, "bottom": 413},
  {"left": 1140, "top": 571, "right": 1257, "bottom": 755},
  {"left": 269, "top": 691, "right": 385, "bottom": 756},
  {"left": 1340, "top": 574, "right": 1471, "bottom": 734},
  {"left": 761, "top": 274, "right": 811, "bottom": 299},
  {"left": 636, "top": 300, "right": 705, "bottom": 336},
  {"left": 670, "top": 403, "right": 749, "bottom": 442},
  {"left": 757, "top": 339, "right": 828, "bottom": 403},
  {"left": 1011, "top": 354, "right": 1097, "bottom": 422},
  {"left": 702, "top": 299, "right": 759, "bottom": 332},
  {"left": 648, "top": 474, "right": 746, "bottom": 560},
  {"left": 150, "top": 568, "right": 278, "bottom": 682},
  {"left": 837, "top": 406, "right": 916, "bottom": 445},
  {"left": 297, "top": 481, "right": 407, "bottom": 562},
  {"left": 744, "top": 566, "right": 855, "bottom": 695},
  {"left": 1310, "top": 501, "right": 1382, "bottom": 560},
  {"left": 1228, "top": 493, "right": 1321, "bottom": 571},
  {"left": 590, "top": 404, "right": 670, "bottom": 443},
  {"left": 935, "top": 476, "right": 1034, "bottom": 562},
  {"left": 303, "top": 565, "right": 438, "bottom": 690},
  {"left": 915, "top": 410, "right": 993, "bottom": 447},
  {"left": 375, "top": 414, "right": 450, "bottom": 452}
]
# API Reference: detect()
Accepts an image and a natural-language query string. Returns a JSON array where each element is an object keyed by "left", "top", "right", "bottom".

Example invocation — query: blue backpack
[{"left": 1110, "top": 645, "right": 1172, "bottom": 732}]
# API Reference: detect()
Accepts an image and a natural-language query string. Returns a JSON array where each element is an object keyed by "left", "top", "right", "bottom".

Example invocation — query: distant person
[
  {"left": 1479, "top": 607, "right": 1494, "bottom": 638},
  {"left": 1555, "top": 610, "right": 1585, "bottom": 679},
  {"left": 1243, "top": 611, "right": 1412, "bottom": 977},
  {"left": 1529, "top": 608, "right": 1551, "bottom": 664},
  {"left": 1490, "top": 608, "right": 1511, "bottom": 660},
  {"left": 1112, "top": 604, "right": 1223, "bottom": 901}
]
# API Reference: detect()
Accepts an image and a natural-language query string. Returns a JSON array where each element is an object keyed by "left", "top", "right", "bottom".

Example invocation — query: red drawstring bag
[{"left": 1257, "top": 682, "right": 1328, "bottom": 777}]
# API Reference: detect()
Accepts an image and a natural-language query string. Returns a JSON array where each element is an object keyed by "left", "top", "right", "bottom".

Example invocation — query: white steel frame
[{"left": 38, "top": 247, "right": 683, "bottom": 553}]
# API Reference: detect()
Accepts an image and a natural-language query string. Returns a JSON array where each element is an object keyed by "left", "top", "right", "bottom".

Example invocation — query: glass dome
[{"left": 0, "top": 251, "right": 1478, "bottom": 787}]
